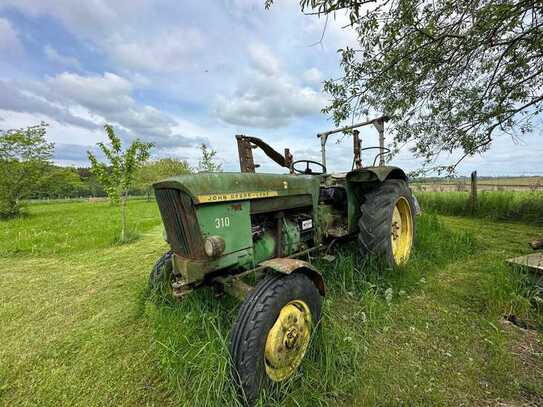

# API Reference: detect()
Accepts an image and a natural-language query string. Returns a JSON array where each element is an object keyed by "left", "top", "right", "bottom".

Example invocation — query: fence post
[{"left": 469, "top": 170, "right": 478, "bottom": 213}]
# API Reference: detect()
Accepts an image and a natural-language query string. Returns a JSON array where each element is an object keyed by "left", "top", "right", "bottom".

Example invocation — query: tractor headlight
[{"left": 204, "top": 236, "right": 225, "bottom": 257}]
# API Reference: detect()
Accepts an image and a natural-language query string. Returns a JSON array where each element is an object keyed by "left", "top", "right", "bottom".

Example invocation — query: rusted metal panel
[
  {"left": 236, "top": 135, "right": 256, "bottom": 173},
  {"left": 154, "top": 188, "right": 205, "bottom": 258},
  {"left": 235, "top": 134, "right": 290, "bottom": 169},
  {"left": 260, "top": 258, "right": 314, "bottom": 273},
  {"left": 216, "top": 277, "right": 255, "bottom": 301},
  {"left": 259, "top": 258, "right": 326, "bottom": 295}
]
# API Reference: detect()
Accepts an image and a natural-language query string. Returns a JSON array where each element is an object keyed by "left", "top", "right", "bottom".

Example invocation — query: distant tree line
[{"left": 0, "top": 123, "right": 221, "bottom": 218}]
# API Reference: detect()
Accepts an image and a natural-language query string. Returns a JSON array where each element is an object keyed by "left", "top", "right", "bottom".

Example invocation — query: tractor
[{"left": 149, "top": 116, "right": 417, "bottom": 403}]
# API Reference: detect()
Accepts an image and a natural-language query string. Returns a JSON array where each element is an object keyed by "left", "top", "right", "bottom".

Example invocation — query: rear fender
[
  {"left": 346, "top": 166, "right": 408, "bottom": 183},
  {"left": 259, "top": 258, "right": 325, "bottom": 296},
  {"left": 345, "top": 166, "right": 408, "bottom": 233}
]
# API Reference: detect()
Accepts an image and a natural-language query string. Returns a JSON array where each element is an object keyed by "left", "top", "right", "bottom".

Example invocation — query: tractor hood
[{"left": 153, "top": 172, "right": 320, "bottom": 205}]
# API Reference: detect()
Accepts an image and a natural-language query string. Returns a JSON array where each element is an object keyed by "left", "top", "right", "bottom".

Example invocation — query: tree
[
  {"left": 198, "top": 143, "right": 223, "bottom": 172},
  {"left": 0, "top": 123, "right": 54, "bottom": 218},
  {"left": 135, "top": 158, "right": 191, "bottom": 199},
  {"left": 87, "top": 124, "right": 153, "bottom": 242},
  {"left": 77, "top": 167, "right": 106, "bottom": 197},
  {"left": 36, "top": 166, "right": 88, "bottom": 199},
  {"left": 267, "top": 0, "right": 543, "bottom": 173}
]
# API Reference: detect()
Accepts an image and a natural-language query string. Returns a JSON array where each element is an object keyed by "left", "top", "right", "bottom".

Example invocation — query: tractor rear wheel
[
  {"left": 230, "top": 272, "right": 321, "bottom": 404},
  {"left": 358, "top": 179, "right": 416, "bottom": 267}
]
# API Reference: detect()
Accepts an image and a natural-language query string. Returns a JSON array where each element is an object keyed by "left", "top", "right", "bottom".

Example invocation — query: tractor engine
[{"left": 250, "top": 210, "right": 314, "bottom": 264}]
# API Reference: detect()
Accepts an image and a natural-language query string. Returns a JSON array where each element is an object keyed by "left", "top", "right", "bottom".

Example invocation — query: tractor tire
[
  {"left": 358, "top": 179, "right": 416, "bottom": 267},
  {"left": 230, "top": 272, "right": 321, "bottom": 405},
  {"left": 149, "top": 251, "right": 173, "bottom": 294}
]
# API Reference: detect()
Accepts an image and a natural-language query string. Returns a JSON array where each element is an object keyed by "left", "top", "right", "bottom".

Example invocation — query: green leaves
[
  {"left": 135, "top": 158, "right": 191, "bottom": 193},
  {"left": 87, "top": 124, "right": 153, "bottom": 243},
  {"left": 0, "top": 122, "right": 54, "bottom": 217},
  {"left": 197, "top": 144, "right": 223, "bottom": 173},
  {"left": 295, "top": 0, "right": 543, "bottom": 174},
  {"left": 87, "top": 124, "right": 153, "bottom": 204}
]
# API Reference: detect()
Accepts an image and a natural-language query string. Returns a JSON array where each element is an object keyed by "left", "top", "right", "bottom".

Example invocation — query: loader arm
[{"left": 236, "top": 134, "right": 293, "bottom": 173}]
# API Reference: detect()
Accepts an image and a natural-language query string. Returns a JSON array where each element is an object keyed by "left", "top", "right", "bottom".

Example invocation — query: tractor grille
[{"left": 154, "top": 188, "right": 204, "bottom": 258}]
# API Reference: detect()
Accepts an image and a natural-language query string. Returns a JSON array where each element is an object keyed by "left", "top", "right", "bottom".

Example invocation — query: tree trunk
[{"left": 120, "top": 192, "right": 127, "bottom": 242}]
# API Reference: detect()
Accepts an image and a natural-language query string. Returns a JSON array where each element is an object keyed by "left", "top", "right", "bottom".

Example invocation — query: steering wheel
[{"left": 291, "top": 160, "right": 327, "bottom": 175}]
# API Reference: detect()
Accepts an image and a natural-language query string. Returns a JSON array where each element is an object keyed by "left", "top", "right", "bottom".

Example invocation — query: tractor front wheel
[
  {"left": 149, "top": 251, "right": 173, "bottom": 296},
  {"left": 230, "top": 272, "right": 321, "bottom": 404},
  {"left": 358, "top": 179, "right": 416, "bottom": 267}
]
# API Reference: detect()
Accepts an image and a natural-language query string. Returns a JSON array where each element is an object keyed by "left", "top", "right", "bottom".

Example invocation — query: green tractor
[{"left": 150, "top": 116, "right": 417, "bottom": 403}]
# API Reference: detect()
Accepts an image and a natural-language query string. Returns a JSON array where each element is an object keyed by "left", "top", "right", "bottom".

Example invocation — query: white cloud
[
  {"left": 0, "top": 73, "right": 206, "bottom": 151},
  {"left": 301, "top": 10, "right": 360, "bottom": 51},
  {"left": 215, "top": 71, "right": 326, "bottom": 128},
  {"left": 303, "top": 67, "right": 322, "bottom": 83},
  {"left": 106, "top": 28, "right": 205, "bottom": 73},
  {"left": 43, "top": 45, "right": 82, "bottom": 70},
  {"left": 0, "top": 80, "right": 98, "bottom": 130},
  {"left": 0, "top": 17, "right": 22, "bottom": 54},
  {"left": 0, "top": 1, "right": 205, "bottom": 74},
  {"left": 214, "top": 44, "right": 327, "bottom": 128},
  {"left": 45, "top": 72, "right": 134, "bottom": 113},
  {"left": 0, "top": 0, "right": 138, "bottom": 41},
  {"left": 248, "top": 43, "right": 280, "bottom": 77}
]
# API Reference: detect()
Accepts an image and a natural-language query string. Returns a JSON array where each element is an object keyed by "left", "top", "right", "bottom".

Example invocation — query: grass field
[
  {"left": 416, "top": 190, "right": 543, "bottom": 224},
  {"left": 1, "top": 199, "right": 542, "bottom": 406},
  {"left": 1, "top": 200, "right": 160, "bottom": 257}
]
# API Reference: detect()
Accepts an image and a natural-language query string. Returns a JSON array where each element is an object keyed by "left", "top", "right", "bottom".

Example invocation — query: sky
[{"left": 0, "top": 0, "right": 541, "bottom": 176}]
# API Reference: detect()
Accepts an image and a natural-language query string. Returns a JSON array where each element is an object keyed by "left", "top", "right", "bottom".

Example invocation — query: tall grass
[
  {"left": 145, "top": 214, "right": 480, "bottom": 406},
  {"left": 416, "top": 191, "right": 543, "bottom": 223}
]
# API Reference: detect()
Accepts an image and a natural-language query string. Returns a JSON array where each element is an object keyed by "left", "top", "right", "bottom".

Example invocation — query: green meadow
[{"left": 1, "top": 197, "right": 541, "bottom": 406}]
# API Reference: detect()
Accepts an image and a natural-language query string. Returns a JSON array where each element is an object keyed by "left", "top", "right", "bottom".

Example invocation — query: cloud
[
  {"left": 45, "top": 72, "right": 134, "bottom": 113},
  {"left": 42, "top": 72, "right": 207, "bottom": 148},
  {"left": 0, "top": 17, "right": 22, "bottom": 54},
  {"left": 214, "top": 45, "right": 327, "bottom": 128},
  {"left": 0, "top": 73, "right": 205, "bottom": 150},
  {"left": 53, "top": 143, "right": 96, "bottom": 161},
  {"left": 106, "top": 28, "right": 205, "bottom": 73},
  {"left": 248, "top": 43, "right": 280, "bottom": 76},
  {"left": 0, "top": 80, "right": 98, "bottom": 130},
  {"left": 0, "top": 0, "right": 137, "bottom": 41},
  {"left": 43, "top": 45, "right": 82, "bottom": 70},
  {"left": 303, "top": 67, "right": 322, "bottom": 84}
]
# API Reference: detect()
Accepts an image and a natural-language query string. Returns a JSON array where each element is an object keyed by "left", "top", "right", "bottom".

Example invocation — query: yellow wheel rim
[
  {"left": 264, "top": 300, "right": 312, "bottom": 382},
  {"left": 391, "top": 197, "right": 414, "bottom": 265}
]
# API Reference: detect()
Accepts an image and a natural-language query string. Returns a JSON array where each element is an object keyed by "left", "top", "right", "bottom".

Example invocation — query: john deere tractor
[{"left": 150, "top": 116, "right": 416, "bottom": 403}]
